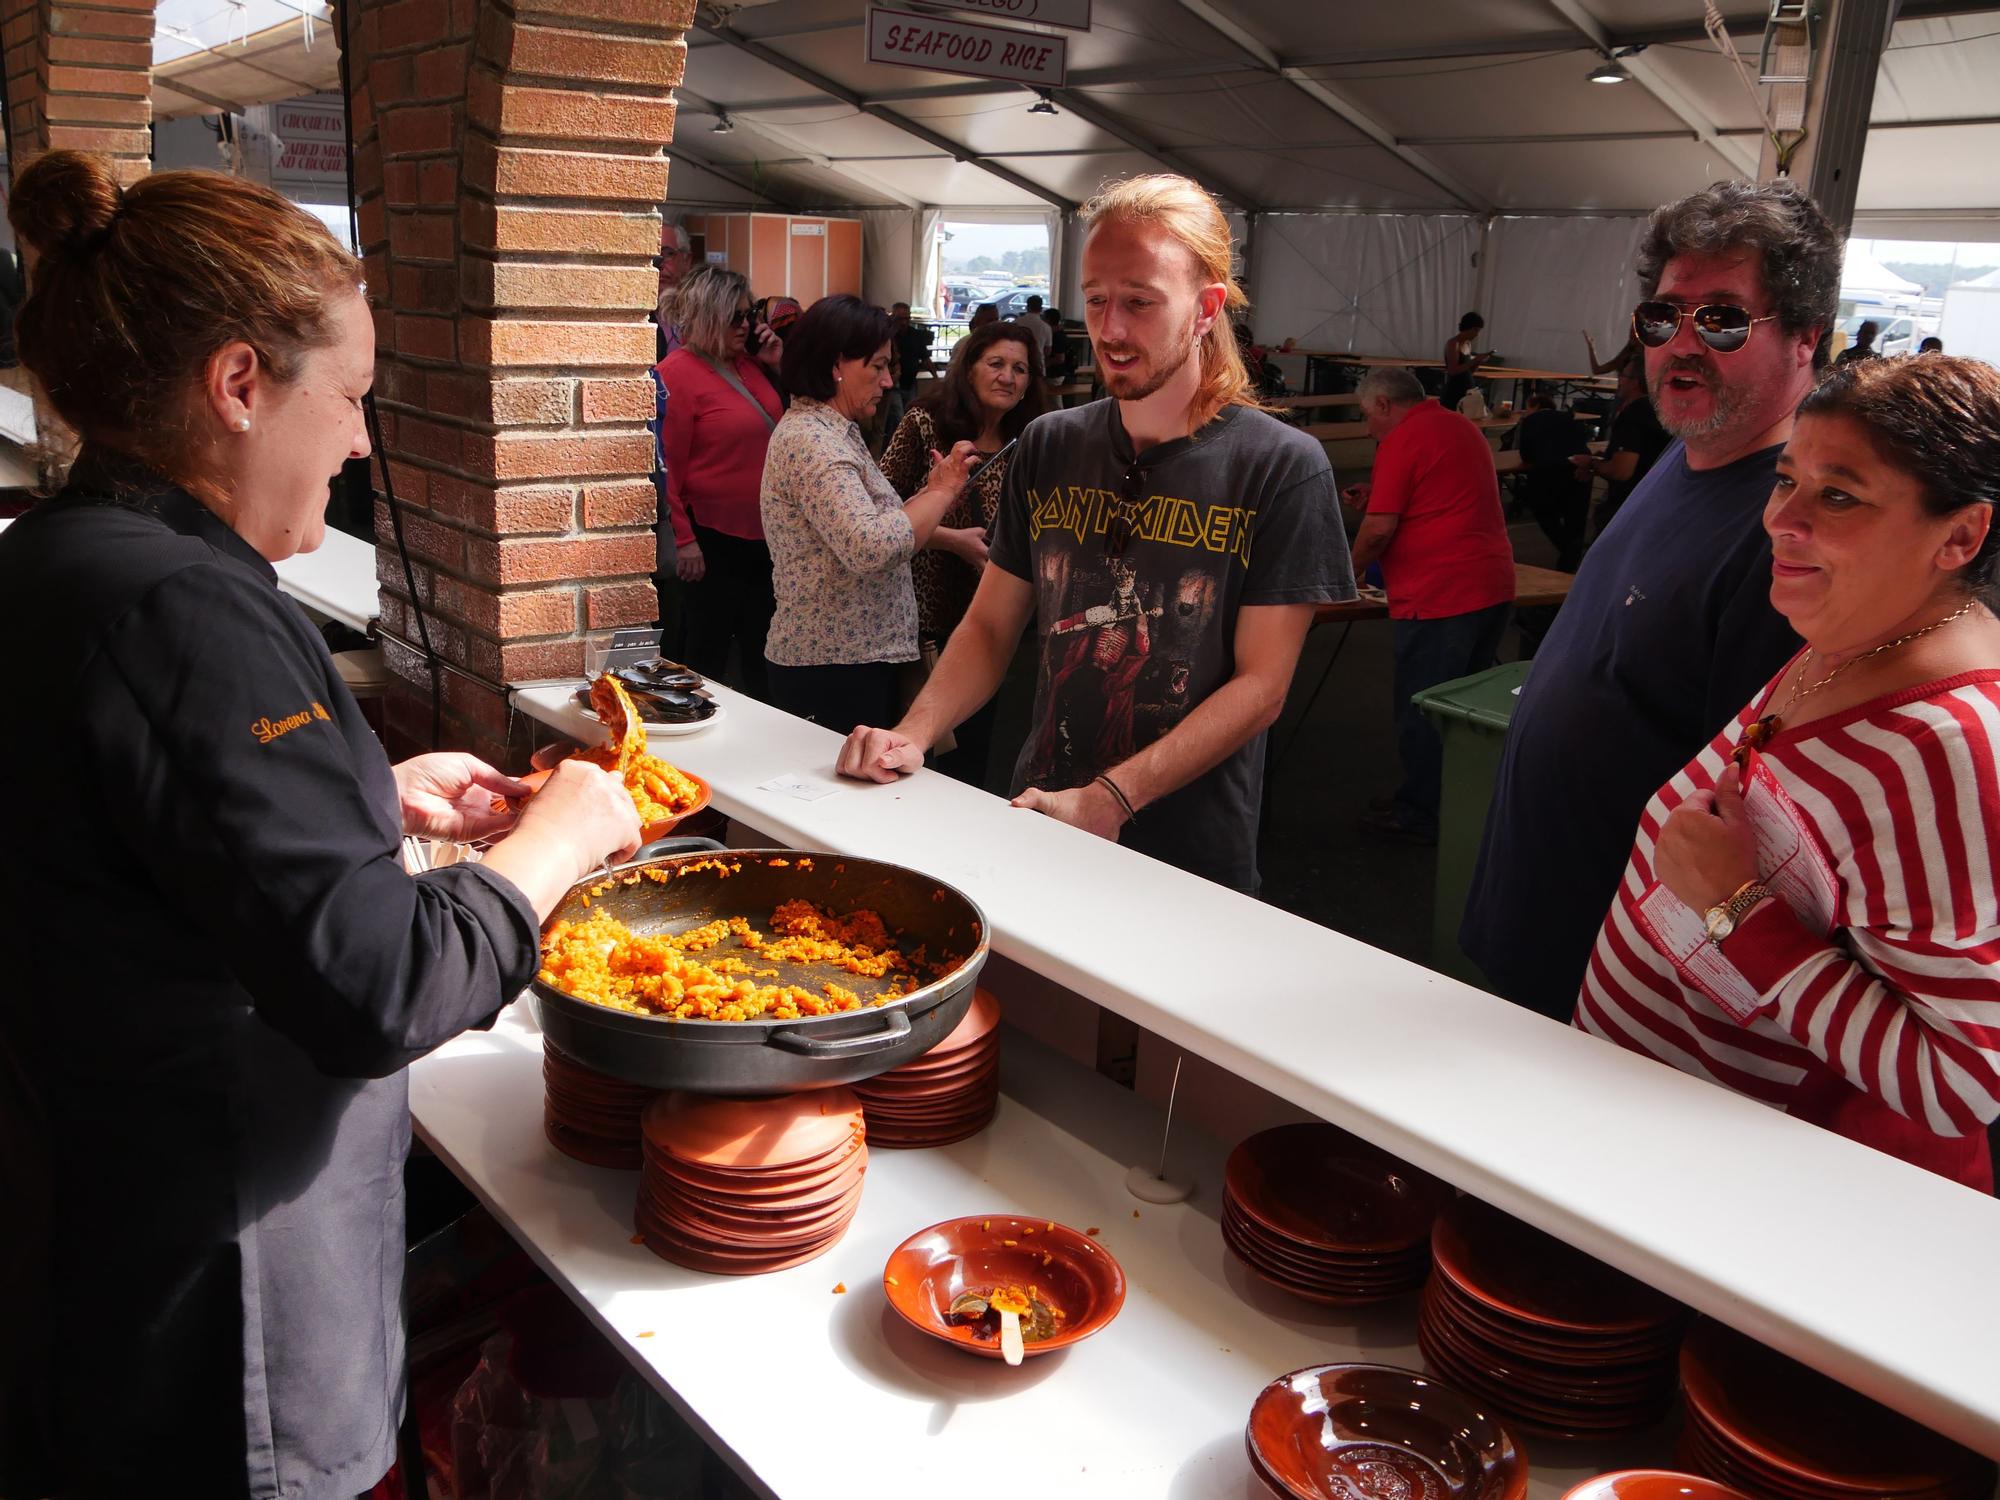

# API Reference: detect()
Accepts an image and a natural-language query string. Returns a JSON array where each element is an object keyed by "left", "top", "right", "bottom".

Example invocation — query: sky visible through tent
[{"left": 940, "top": 222, "right": 1049, "bottom": 267}]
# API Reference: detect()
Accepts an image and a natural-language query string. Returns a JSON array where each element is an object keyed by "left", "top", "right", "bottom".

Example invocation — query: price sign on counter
[
  {"left": 865, "top": 5, "right": 1067, "bottom": 87},
  {"left": 758, "top": 773, "right": 843, "bottom": 803}
]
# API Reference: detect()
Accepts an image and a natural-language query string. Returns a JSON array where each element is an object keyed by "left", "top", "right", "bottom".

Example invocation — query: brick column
[
  {"left": 344, "top": 0, "right": 689, "bottom": 763},
  {"left": 1, "top": 0, "right": 156, "bottom": 181}
]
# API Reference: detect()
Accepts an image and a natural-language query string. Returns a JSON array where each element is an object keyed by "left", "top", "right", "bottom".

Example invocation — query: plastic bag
[{"left": 447, "top": 1330, "right": 711, "bottom": 1499}]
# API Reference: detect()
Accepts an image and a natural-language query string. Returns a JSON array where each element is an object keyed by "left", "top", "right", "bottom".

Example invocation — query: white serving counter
[
  {"left": 0, "top": 513, "right": 380, "bottom": 633},
  {"left": 417, "top": 1008, "right": 1635, "bottom": 1498},
  {"left": 270, "top": 523, "right": 379, "bottom": 633},
  {"left": 489, "top": 679, "right": 2000, "bottom": 1465}
]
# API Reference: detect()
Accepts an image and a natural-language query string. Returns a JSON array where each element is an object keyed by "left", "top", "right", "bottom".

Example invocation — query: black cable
[{"left": 334, "top": 0, "right": 443, "bottom": 750}]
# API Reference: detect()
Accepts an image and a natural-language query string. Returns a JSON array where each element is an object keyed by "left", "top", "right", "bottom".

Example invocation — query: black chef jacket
[{"left": 0, "top": 452, "right": 540, "bottom": 1499}]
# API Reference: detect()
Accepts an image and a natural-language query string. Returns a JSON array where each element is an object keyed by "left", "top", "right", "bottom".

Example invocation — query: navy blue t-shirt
[{"left": 1459, "top": 439, "right": 1799, "bottom": 1018}]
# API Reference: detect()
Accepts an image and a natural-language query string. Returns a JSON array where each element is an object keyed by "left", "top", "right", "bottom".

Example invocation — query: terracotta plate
[
  {"left": 642, "top": 1089, "right": 864, "bottom": 1171},
  {"left": 883, "top": 1215, "right": 1124, "bottom": 1359},
  {"left": 1226, "top": 1123, "right": 1449, "bottom": 1254}
]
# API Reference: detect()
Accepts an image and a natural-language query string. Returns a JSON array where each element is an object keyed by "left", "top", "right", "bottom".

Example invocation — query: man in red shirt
[{"left": 1343, "top": 367, "right": 1515, "bottom": 842}]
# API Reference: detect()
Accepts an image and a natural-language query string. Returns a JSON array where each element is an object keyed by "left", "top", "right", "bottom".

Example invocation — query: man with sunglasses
[
  {"left": 1460, "top": 178, "right": 1837, "bottom": 1021},
  {"left": 834, "top": 174, "right": 1349, "bottom": 893}
]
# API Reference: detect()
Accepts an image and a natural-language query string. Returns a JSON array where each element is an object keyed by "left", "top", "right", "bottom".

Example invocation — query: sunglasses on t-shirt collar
[
  {"left": 1631, "top": 299, "right": 1780, "bottom": 354},
  {"left": 1104, "top": 461, "right": 1147, "bottom": 559}
]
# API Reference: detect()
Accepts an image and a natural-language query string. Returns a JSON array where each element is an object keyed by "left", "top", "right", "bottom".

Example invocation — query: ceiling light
[
  {"left": 711, "top": 110, "right": 736, "bottom": 133},
  {"left": 1586, "top": 56, "right": 1630, "bottom": 83},
  {"left": 1028, "top": 91, "right": 1058, "bottom": 116}
]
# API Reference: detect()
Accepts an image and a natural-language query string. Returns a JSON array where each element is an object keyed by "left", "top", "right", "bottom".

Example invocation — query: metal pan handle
[
  {"left": 630, "top": 834, "right": 724, "bottom": 863},
  {"left": 765, "top": 1006, "right": 911, "bottom": 1058}
]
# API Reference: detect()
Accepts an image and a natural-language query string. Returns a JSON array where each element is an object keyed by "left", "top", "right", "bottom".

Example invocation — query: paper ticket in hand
[{"left": 1633, "top": 751, "right": 1840, "bottom": 1024}]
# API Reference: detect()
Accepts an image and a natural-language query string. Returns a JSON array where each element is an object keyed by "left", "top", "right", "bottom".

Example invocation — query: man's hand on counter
[
  {"left": 836, "top": 723, "right": 926, "bottom": 783},
  {"left": 1011, "top": 781, "right": 1126, "bottom": 842},
  {"left": 394, "top": 752, "right": 531, "bottom": 841}
]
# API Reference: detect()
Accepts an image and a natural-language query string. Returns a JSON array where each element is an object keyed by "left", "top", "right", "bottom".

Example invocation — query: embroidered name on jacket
[
  {"left": 252, "top": 701, "right": 332, "bottom": 744},
  {"left": 1026, "top": 483, "right": 1255, "bottom": 565}
]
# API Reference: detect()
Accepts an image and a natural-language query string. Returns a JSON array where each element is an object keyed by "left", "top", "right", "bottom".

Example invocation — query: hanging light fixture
[
  {"left": 1028, "top": 90, "right": 1058, "bottom": 116},
  {"left": 711, "top": 109, "right": 736, "bottom": 133},
  {"left": 1586, "top": 56, "right": 1630, "bottom": 83}
]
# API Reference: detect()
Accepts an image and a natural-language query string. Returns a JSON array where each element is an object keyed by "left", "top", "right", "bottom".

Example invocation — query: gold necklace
[
  {"left": 1737, "top": 599, "right": 1979, "bottom": 767},
  {"left": 1780, "top": 599, "right": 1980, "bottom": 718}
]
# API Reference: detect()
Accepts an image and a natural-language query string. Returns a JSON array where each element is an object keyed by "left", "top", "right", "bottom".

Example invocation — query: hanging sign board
[
  {"left": 269, "top": 93, "right": 348, "bottom": 187},
  {"left": 907, "top": 0, "right": 1091, "bottom": 32},
  {"left": 865, "top": 5, "right": 1067, "bottom": 87}
]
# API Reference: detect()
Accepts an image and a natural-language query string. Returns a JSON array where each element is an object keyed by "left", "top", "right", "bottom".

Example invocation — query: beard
[
  {"left": 1099, "top": 310, "right": 1203, "bottom": 403},
  {"left": 1649, "top": 357, "right": 1747, "bottom": 441}
]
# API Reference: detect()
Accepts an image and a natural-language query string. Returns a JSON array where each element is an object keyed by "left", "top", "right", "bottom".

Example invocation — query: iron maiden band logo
[{"left": 1025, "top": 485, "right": 1255, "bottom": 565}]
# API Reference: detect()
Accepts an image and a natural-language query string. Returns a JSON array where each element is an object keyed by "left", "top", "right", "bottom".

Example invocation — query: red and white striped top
[{"left": 1576, "top": 665, "right": 2000, "bottom": 1188}]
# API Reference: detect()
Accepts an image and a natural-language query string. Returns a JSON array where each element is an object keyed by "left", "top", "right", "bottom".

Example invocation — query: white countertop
[
  {"left": 271, "top": 524, "right": 378, "bottom": 633},
  {"left": 0, "top": 516, "right": 380, "bottom": 636},
  {"left": 413, "top": 1009, "right": 1632, "bottom": 1498},
  {"left": 510, "top": 678, "right": 2000, "bottom": 1459}
]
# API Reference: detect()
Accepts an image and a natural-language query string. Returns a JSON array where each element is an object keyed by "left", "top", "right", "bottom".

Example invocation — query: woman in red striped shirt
[{"left": 1577, "top": 355, "right": 2000, "bottom": 1190}]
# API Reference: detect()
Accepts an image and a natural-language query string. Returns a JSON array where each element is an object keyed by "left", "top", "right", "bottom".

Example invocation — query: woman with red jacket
[{"left": 657, "top": 265, "right": 785, "bottom": 699}]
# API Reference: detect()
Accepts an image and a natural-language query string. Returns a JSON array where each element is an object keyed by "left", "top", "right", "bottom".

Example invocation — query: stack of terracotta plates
[
  {"left": 1418, "top": 1196, "right": 1686, "bottom": 1441},
  {"left": 851, "top": 988, "right": 1000, "bottom": 1148},
  {"left": 1221, "top": 1123, "right": 1447, "bottom": 1303},
  {"left": 543, "top": 1041, "right": 657, "bottom": 1169},
  {"left": 1678, "top": 1320, "right": 1996, "bottom": 1499},
  {"left": 634, "top": 1089, "right": 867, "bottom": 1275}
]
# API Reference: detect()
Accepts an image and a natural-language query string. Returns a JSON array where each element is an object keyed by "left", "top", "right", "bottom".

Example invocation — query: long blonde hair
[
  {"left": 670, "top": 265, "right": 749, "bottom": 361},
  {"left": 1080, "top": 174, "right": 1267, "bottom": 429}
]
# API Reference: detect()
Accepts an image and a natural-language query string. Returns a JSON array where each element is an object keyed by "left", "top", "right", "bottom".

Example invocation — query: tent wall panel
[
  {"left": 1247, "top": 212, "right": 1481, "bottom": 358},
  {"left": 827, "top": 219, "right": 863, "bottom": 301},
  {"left": 1482, "top": 215, "right": 1650, "bottom": 378}
]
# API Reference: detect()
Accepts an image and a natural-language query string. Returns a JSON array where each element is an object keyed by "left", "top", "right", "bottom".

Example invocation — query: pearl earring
[
  {"left": 836, "top": 373, "right": 843, "bottom": 384},
  {"left": 235, "top": 419, "right": 250, "bottom": 431}
]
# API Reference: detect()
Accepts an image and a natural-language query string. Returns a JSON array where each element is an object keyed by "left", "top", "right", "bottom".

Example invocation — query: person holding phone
[
  {"left": 657, "top": 266, "right": 785, "bottom": 699},
  {"left": 879, "top": 321, "right": 1052, "bottom": 784}
]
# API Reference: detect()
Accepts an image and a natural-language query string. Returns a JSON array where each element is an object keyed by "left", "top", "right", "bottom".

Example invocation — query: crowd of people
[
  {"left": 643, "top": 180, "right": 2000, "bottom": 1204},
  {"left": 819, "top": 175, "right": 1999, "bottom": 1199},
  {"left": 2, "top": 133, "right": 1997, "bottom": 1498}
]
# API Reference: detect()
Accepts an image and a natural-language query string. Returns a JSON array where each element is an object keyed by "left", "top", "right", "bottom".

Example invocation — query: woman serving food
[
  {"left": 0, "top": 153, "right": 640, "bottom": 1497},
  {"left": 1577, "top": 355, "right": 2000, "bottom": 1190}
]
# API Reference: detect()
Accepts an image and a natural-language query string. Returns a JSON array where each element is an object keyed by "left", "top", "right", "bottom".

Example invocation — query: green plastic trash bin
[{"left": 1413, "top": 660, "right": 1532, "bottom": 985}]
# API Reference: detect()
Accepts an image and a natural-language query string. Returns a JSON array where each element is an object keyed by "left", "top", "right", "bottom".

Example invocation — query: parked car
[
  {"left": 988, "top": 284, "right": 1052, "bottom": 320},
  {"left": 1838, "top": 312, "right": 1916, "bottom": 357}
]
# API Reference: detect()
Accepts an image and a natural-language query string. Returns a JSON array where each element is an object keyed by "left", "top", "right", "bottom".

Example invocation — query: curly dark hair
[
  {"left": 1798, "top": 354, "right": 2000, "bottom": 603},
  {"left": 1636, "top": 178, "right": 1842, "bottom": 369},
  {"left": 780, "top": 294, "right": 893, "bottom": 401},
  {"left": 915, "top": 321, "right": 1050, "bottom": 448}
]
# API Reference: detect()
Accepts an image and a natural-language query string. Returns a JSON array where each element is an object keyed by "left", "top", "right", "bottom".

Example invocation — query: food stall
[{"left": 402, "top": 676, "right": 2000, "bottom": 1498}]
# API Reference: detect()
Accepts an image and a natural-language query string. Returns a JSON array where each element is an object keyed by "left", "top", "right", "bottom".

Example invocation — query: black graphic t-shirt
[{"left": 988, "top": 399, "right": 1353, "bottom": 891}]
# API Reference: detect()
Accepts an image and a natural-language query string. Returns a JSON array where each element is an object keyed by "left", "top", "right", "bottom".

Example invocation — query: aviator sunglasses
[{"left": 1631, "top": 300, "right": 1779, "bottom": 354}]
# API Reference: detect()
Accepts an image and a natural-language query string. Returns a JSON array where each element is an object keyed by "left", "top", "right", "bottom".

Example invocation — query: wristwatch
[{"left": 1703, "top": 879, "right": 1773, "bottom": 945}]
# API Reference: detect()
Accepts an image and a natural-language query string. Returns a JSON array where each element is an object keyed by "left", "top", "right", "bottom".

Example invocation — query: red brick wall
[
  {"left": 344, "top": 0, "right": 691, "bottom": 764},
  {"left": 1, "top": 0, "right": 156, "bottom": 181}
]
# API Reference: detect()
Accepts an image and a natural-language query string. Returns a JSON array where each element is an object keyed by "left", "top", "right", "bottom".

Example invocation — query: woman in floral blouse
[
  {"left": 879, "top": 320, "right": 1050, "bottom": 783},
  {"left": 762, "top": 296, "right": 977, "bottom": 734}
]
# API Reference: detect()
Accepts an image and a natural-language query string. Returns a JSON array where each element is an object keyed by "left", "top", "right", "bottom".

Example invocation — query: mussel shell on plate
[
  {"left": 614, "top": 658, "right": 706, "bottom": 692},
  {"left": 573, "top": 684, "right": 716, "bottom": 724}
]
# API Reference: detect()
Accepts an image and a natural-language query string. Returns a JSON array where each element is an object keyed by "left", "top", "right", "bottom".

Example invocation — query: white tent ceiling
[
  {"left": 143, "top": 0, "right": 2000, "bottom": 234},
  {"left": 667, "top": 0, "right": 2000, "bottom": 231}
]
